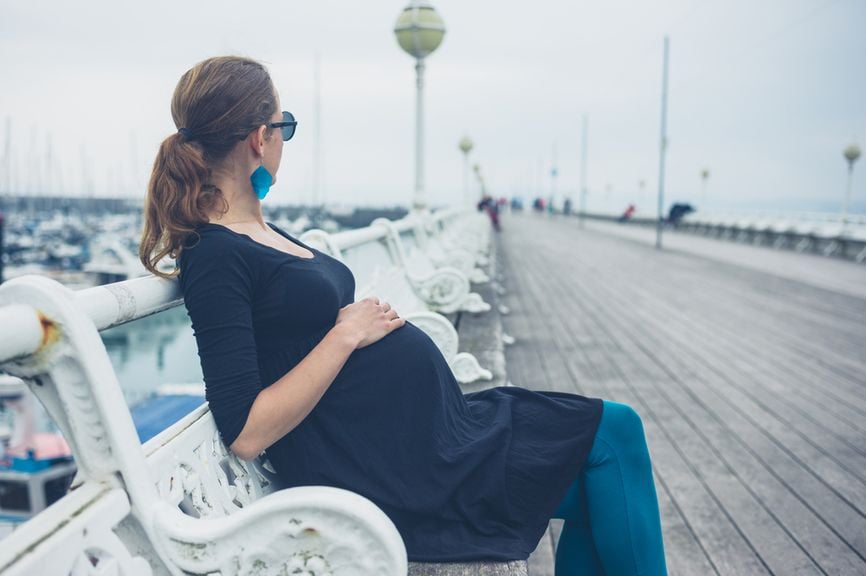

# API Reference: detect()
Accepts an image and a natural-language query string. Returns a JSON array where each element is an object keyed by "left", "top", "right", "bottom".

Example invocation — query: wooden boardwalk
[{"left": 496, "top": 213, "right": 866, "bottom": 575}]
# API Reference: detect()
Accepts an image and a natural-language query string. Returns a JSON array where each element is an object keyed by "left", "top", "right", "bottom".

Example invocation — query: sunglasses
[{"left": 269, "top": 111, "right": 298, "bottom": 141}]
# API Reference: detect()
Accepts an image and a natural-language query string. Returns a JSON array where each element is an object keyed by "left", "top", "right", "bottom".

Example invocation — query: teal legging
[{"left": 552, "top": 400, "right": 668, "bottom": 575}]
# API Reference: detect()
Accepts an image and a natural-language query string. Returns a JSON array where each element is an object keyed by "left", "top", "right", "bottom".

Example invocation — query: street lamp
[
  {"left": 394, "top": 1, "right": 446, "bottom": 213},
  {"left": 842, "top": 143, "right": 861, "bottom": 227},
  {"left": 459, "top": 136, "right": 473, "bottom": 209}
]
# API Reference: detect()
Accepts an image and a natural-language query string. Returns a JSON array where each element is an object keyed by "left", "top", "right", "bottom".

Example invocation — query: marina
[{"left": 0, "top": 196, "right": 408, "bottom": 289}]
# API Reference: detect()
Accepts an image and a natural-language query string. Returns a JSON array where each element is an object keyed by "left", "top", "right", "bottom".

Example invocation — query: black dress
[{"left": 178, "top": 222, "right": 603, "bottom": 562}]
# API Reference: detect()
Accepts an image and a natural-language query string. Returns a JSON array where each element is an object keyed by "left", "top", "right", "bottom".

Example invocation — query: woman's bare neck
[{"left": 208, "top": 213, "right": 267, "bottom": 230}]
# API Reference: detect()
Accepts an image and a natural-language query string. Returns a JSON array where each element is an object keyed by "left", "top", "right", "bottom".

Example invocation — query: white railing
[
  {"left": 675, "top": 211, "right": 866, "bottom": 260},
  {"left": 568, "top": 209, "right": 866, "bottom": 261},
  {"left": 0, "top": 208, "right": 492, "bottom": 576}
]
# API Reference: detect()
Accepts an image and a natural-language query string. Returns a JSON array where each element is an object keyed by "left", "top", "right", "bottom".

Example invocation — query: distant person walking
[
  {"left": 477, "top": 194, "right": 501, "bottom": 232},
  {"left": 533, "top": 197, "right": 546, "bottom": 213},
  {"left": 667, "top": 203, "right": 694, "bottom": 226},
  {"left": 618, "top": 203, "right": 636, "bottom": 223}
]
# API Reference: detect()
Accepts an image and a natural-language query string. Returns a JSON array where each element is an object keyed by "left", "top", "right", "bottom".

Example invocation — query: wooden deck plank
[
  {"left": 654, "top": 470, "right": 720, "bottom": 576},
  {"left": 525, "top": 525, "right": 556, "bottom": 576},
  {"left": 496, "top": 213, "right": 866, "bottom": 575}
]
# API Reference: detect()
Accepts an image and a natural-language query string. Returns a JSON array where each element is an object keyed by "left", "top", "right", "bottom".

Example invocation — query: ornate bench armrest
[
  {"left": 153, "top": 486, "right": 408, "bottom": 576},
  {"left": 0, "top": 483, "right": 153, "bottom": 576},
  {"left": 403, "top": 310, "right": 460, "bottom": 359},
  {"left": 408, "top": 265, "right": 470, "bottom": 313}
]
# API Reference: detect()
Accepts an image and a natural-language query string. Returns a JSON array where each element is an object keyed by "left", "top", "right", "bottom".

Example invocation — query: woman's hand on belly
[{"left": 335, "top": 297, "right": 406, "bottom": 349}]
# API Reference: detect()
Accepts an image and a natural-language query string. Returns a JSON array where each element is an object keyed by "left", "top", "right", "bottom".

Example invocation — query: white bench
[
  {"left": 0, "top": 210, "right": 514, "bottom": 575},
  {"left": 372, "top": 216, "right": 491, "bottom": 314},
  {"left": 427, "top": 210, "right": 491, "bottom": 268},
  {"left": 401, "top": 212, "right": 491, "bottom": 286},
  {"left": 0, "top": 273, "right": 407, "bottom": 576},
  {"left": 301, "top": 216, "right": 492, "bottom": 384}
]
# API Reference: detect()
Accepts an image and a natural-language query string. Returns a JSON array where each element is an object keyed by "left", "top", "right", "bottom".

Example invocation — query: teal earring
[{"left": 250, "top": 164, "right": 273, "bottom": 200}]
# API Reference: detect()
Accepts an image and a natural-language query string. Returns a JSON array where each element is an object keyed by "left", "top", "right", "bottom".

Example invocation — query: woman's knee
[
  {"left": 596, "top": 400, "right": 649, "bottom": 457},
  {"left": 601, "top": 400, "right": 644, "bottom": 433}
]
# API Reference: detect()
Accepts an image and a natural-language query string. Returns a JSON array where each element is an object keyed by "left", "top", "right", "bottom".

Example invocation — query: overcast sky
[{"left": 1, "top": 0, "right": 864, "bottom": 213}]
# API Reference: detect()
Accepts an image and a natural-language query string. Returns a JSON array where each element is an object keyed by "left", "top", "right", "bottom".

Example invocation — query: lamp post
[
  {"left": 394, "top": 1, "right": 446, "bottom": 213},
  {"left": 655, "top": 36, "right": 670, "bottom": 250},
  {"left": 579, "top": 115, "right": 588, "bottom": 227},
  {"left": 473, "top": 163, "right": 484, "bottom": 201},
  {"left": 842, "top": 144, "right": 861, "bottom": 228},
  {"left": 459, "top": 136, "right": 473, "bottom": 209},
  {"left": 550, "top": 142, "right": 558, "bottom": 214},
  {"left": 0, "top": 210, "right": 5, "bottom": 284},
  {"left": 700, "top": 168, "right": 710, "bottom": 210}
]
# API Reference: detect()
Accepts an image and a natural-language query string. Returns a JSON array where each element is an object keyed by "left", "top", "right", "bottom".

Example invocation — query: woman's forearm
[{"left": 230, "top": 324, "right": 358, "bottom": 460}]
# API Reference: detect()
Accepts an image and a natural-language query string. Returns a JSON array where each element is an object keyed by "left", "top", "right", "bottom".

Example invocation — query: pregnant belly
[
  {"left": 349, "top": 321, "right": 445, "bottom": 376},
  {"left": 271, "top": 322, "right": 470, "bottom": 491},
  {"left": 322, "top": 321, "right": 456, "bottom": 407}
]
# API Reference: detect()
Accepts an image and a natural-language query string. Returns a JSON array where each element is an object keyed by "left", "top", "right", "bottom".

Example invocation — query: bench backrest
[{"left": 303, "top": 217, "right": 453, "bottom": 317}]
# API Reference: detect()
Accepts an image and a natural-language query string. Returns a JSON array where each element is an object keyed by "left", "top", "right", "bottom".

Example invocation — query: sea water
[{"left": 100, "top": 305, "right": 204, "bottom": 406}]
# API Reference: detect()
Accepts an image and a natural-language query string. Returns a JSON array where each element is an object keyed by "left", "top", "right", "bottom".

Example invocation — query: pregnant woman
[{"left": 139, "top": 56, "right": 668, "bottom": 575}]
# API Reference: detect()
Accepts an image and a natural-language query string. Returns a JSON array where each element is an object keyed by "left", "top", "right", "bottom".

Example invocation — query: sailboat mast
[{"left": 313, "top": 52, "right": 322, "bottom": 207}]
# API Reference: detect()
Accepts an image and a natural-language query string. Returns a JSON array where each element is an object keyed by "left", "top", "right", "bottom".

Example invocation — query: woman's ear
[{"left": 247, "top": 125, "right": 268, "bottom": 158}]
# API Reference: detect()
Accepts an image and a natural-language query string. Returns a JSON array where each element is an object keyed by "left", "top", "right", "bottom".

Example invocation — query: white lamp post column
[
  {"left": 415, "top": 59, "right": 426, "bottom": 209},
  {"left": 473, "top": 163, "right": 485, "bottom": 201},
  {"left": 843, "top": 144, "right": 861, "bottom": 229},
  {"left": 700, "top": 168, "right": 710, "bottom": 210},
  {"left": 394, "top": 1, "right": 446, "bottom": 213},
  {"left": 459, "top": 136, "right": 473, "bottom": 209}
]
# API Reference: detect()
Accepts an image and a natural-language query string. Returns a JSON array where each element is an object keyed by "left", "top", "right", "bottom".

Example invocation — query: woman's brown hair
[{"left": 139, "top": 56, "right": 277, "bottom": 278}]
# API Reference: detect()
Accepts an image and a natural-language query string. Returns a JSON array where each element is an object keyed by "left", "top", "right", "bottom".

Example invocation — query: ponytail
[{"left": 138, "top": 133, "right": 226, "bottom": 278}]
